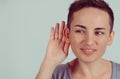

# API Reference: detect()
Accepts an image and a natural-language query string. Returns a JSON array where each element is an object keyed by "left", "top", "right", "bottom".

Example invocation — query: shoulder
[
  {"left": 112, "top": 61, "right": 120, "bottom": 79},
  {"left": 52, "top": 63, "right": 72, "bottom": 79},
  {"left": 53, "top": 64, "right": 69, "bottom": 75},
  {"left": 112, "top": 61, "right": 120, "bottom": 71}
]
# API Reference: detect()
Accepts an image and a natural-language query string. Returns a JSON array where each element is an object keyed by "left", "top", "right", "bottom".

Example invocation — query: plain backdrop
[{"left": 0, "top": 0, "right": 120, "bottom": 79}]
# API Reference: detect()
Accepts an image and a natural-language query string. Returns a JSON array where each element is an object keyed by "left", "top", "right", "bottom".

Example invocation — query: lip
[{"left": 80, "top": 48, "right": 97, "bottom": 55}]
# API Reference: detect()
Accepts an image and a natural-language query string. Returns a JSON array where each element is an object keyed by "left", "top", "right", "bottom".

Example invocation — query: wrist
[
  {"left": 36, "top": 59, "right": 57, "bottom": 79},
  {"left": 42, "top": 58, "right": 59, "bottom": 68}
]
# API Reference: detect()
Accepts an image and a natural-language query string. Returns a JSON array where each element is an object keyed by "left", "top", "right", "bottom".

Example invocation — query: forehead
[{"left": 71, "top": 7, "right": 110, "bottom": 29}]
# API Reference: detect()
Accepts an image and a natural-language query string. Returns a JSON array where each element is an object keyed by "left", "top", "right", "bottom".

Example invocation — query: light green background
[{"left": 0, "top": 0, "right": 120, "bottom": 79}]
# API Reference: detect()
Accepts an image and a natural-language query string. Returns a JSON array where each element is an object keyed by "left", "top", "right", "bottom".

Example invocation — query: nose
[{"left": 84, "top": 33, "right": 95, "bottom": 46}]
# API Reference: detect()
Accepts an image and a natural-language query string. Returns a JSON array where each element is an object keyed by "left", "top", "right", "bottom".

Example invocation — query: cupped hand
[{"left": 44, "top": 21, "right": 70, "bottom": 65}]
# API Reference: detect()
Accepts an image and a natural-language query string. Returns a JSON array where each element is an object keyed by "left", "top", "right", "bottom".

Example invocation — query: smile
[{"left": 80, "top": 48, "right": 97, "bottom": 55}]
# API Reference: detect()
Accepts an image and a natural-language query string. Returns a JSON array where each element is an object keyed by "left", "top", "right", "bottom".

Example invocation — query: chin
[{"left": 77, "top": 55, "right": 101, "bottom": 64}]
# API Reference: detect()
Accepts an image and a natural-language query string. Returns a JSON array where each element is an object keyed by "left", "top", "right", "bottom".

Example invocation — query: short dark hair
[{"left": 67, "top": 0, "right": 114, "bottom": 33}]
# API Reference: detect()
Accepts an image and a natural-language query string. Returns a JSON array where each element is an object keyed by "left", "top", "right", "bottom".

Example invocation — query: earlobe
[
  {"left": 108, "top": 31, "right": 114, "bottom": 45},
  {"left": 64, "top": 27, "right": 70, "bottom": 43}
]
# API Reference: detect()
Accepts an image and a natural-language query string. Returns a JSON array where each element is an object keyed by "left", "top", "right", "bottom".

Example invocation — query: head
[
  {"left": 67, "top": 0, "right": 114, "bottom": 33},
  {"left": 65, "top": 0, "right": 114, "bottom": 63}
]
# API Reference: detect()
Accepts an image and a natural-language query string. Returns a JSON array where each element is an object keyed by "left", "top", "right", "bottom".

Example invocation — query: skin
[
  {"left": 66, "top": 7, "right": 114, "bottom": 79},
  {"left": 67, "top": 7, "right": 114, "bottom": 63},
  {"left": 36, "top": 7, "right": 114, "bottom": 79},
  {"left": 36, "top": 22, "right": 70, "bottom": 79}
]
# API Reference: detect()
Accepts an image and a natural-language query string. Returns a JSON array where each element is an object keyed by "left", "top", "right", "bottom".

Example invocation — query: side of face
[{"left": 65, "top": 7, "right": 114, "bottom": 63}]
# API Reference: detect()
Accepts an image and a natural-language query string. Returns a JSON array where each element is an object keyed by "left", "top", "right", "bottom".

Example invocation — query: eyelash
[
  {"left": 75, "top": 30, "right": 85, "bottom": 34},
  {"left": 95, "top": 31, "right": 105, "bottom": 35},
  {"left": 75, "top": 30, "right": 104, "bottom": 35}
]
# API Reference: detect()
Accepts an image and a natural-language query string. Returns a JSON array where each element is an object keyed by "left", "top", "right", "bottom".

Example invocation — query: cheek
[
  {"left": 97, "top": 35, "right": 110, "bottom": 45},
  {"left": 97, "top": 37, "right": 109, "bottom": 51},
  {"left": 69, "top": 33, "right": 83, "bottom": 45},
  {"left": 69, "top": 37, "right": 77, "bottom": 46}
]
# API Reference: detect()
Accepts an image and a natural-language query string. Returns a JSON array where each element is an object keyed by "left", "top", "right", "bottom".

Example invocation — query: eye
[
  {"left": 75, "top": 30, "right": 85, "bottom": 34},
  {"left": 95, "top": 31, "right": 104, "bottom": 35}
]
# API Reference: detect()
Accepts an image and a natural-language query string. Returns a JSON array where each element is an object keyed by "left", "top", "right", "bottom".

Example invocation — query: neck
[{"left": 69, "top": 58, "right": 111, "bottom": 78}]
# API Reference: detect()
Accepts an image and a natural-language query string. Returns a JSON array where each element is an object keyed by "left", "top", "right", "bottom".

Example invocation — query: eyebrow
[
  {"left": 95, "top": 28, "right": 106, "bottom": 30},
  {"left": 74, "top": 25, "right": 86, "bottom": 29},
  {"left": 74, "top": 24, "right": 106, "bottom": 30}
]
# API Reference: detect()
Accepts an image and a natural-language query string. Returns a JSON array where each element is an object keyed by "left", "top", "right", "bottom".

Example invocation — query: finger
[
  {"left": 64, "top": 41, "right": 70, "bottom": 55},
  {"left": 62, "top": 24, "right": 68, "bottom": 39},
  {"left": 59, "top": 34, "right": 65, "bottom": 50},
  {"left": 63, "top": 26, "right": 70, "bottom": 55},
  {"left": 59, "top": 21, "right": 65, "bottom": 40},
  {"left": 50, "top": 27, "right": 55, "bottom": 40},
  {"left": 61, "top": 35, "right": 70, "bottom": 56},
  {"left": 55, "top": 23, "right": 59, "bottom": 40}
]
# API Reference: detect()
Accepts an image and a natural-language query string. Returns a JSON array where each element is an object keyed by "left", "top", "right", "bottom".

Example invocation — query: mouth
[{"left": 80, "top": 48, "right": 97, "bottom": 55}]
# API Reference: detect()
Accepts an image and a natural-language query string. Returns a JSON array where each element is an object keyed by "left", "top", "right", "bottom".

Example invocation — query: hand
[{"left": 44, "top": 21, "right": 70, "bottom": 66}]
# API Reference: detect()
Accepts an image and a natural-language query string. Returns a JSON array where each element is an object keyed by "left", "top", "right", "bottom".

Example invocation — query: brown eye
[
  {"left": 75, "top": 30, "right": 85, "bottom": 34},
  {"left": 95, "top": 31, "right": 104, "bottom": 35}
]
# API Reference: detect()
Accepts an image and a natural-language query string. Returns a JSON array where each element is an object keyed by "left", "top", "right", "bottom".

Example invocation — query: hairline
[{"left": 68, "top": 6, "right": 113, "bottom": 33}]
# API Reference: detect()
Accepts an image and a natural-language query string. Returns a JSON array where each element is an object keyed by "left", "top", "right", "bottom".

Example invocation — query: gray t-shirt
[{"left": 52, "top": 61, "right": 120, "bottom": 79}]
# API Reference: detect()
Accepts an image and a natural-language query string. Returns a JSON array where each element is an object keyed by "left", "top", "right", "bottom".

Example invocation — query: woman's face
[{"left": 68, "top": 7, "right": 114, "bottom": 63}]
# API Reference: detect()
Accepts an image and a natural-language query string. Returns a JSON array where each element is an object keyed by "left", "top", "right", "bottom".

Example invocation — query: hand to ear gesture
[
  {"left": 45, "top": 21, "right": 70, "bottom": 66},
  {"left": 36, "top": 21, "right": 70, "bottom": 79}
]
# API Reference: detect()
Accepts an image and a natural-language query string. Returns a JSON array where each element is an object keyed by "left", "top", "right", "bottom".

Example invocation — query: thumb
[{"left": 64, "top": 41, "right": 70, "bottom": 56}]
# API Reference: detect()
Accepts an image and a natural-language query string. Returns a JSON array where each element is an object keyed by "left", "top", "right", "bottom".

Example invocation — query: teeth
[
  {"left": 80, "top": 48, "right": 96, "bottom": 55},
  {"left": 85, "top": 49, "right": 93, "bottom": 51},
  {"left": 82, "top": 49, "right": 94, "bottom": 51}
]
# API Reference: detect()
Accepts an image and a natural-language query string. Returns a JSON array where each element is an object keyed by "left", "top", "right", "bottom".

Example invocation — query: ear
[
  {"left": 63, "top": 27, "right": 70, "bottom": 43},
  {"left": 107, "top": 31, "right": 114, "bottom": 46}
]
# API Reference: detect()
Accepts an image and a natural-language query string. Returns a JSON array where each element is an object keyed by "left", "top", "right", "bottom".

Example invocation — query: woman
[{"left": 36, "top": 0, "right": 120, "bottom": 79}]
